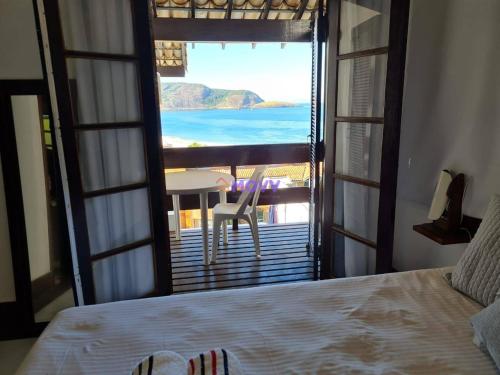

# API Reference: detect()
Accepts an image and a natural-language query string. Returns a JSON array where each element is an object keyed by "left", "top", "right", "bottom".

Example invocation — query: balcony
[
  {"left": 171, "top": 222, "right": 312, "bottom": 293},
  {"left": 164, "top": 143, "right": 311, "bottom": 210},
  {"left": 164, "top": 142, "right": 315, "bottom": 292}
]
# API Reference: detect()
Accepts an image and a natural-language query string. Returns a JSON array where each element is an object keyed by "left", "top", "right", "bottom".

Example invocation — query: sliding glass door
[
  {"left": 38, "top": 0, "right": 171, "bottom": 304},
  {"left": 321, "top": 0, "right": 410, "bottom": 277}
]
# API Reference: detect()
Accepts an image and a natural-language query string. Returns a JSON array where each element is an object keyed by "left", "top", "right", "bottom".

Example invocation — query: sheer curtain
[
  {"left": 336, "top": 124, "right": 381, "bottom": 276},
  {"left": 336, "top": 54, "right": 386, "bottom": 276},
  {"left": 59, "top": 0, "right": 155, "bottom": 303},
  {"left": 335, "top": 0, "right": 389, "bottom": 276}
]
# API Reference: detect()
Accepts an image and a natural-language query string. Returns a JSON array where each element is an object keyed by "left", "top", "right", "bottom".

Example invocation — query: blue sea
[{"left": 161, "top": 104, "right": 310, "bottom": 146}]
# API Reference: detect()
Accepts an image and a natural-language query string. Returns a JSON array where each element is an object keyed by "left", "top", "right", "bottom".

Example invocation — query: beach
[{"left": 161, "top": 105, "right": 310, "bottom": 147}]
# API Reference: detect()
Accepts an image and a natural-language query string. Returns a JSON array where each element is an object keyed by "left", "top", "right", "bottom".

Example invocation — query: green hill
[{"left": 161, "top": 82, "right": 264, "bottom": 110}]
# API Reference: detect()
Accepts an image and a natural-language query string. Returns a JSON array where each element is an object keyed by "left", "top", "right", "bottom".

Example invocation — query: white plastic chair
[{"left": 211, "top": 166, "right": 267, "bottom": 264}]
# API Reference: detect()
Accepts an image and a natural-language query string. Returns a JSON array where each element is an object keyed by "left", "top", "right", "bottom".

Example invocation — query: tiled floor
[
  {"left": 0, "top": 290, "right": 74, "bottom": 374},
  {"left": 0, "top": 338, "right": 36, "bottom": 374},
  {"left": 35, "top": 288, "right": 74, "bottom": 323}
]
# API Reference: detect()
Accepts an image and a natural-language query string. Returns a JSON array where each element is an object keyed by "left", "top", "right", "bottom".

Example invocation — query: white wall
[
  {"left": 0, "top": 158, "right": 16, "bottom": 302},
  {"left": 0, "top": 0, "right": 43, "bottom": 79},
  {"left": 12, "top": 96, "right": 52, "bottom": 281},
  {"left": 394, "top": 0, "right": 500, "bottom": 271},
  {"left": 0, "top": 0, "right": 44, "bottom": 302}
]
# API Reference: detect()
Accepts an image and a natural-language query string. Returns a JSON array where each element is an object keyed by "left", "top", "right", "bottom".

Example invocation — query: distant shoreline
[
  {"left": 160, "top": 102, "right": 309, "bottom": 112},
  {"left": 162, "top": 135, "right": 224, "bottom": 148}
]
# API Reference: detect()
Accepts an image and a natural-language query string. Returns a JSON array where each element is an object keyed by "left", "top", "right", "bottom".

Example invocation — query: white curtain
[
  {"left": 335, "top": 124, "right": 381, "bottom": 276},
  {"left": 85, "top": 189, "right": 151, "bottom": 255},
  {"left": 59, "top": 0, "right": 155, "bottom": 303},
  {"left": 59, "top": 0, "right": 134, "bottom": 55},
  {"left": 78, "top": 128, "right": 146, "bottom": 192},
  {"left": 92, "top": 245, "right": 154, "bottom": 303}
]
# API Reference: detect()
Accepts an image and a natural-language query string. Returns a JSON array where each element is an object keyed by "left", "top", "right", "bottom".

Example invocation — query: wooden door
[
  {"left": 320, "top": 0, "right": 410, "bottom": 278},
  {"left": 37, "top": 0, "right": 172, "bottom": 304}
]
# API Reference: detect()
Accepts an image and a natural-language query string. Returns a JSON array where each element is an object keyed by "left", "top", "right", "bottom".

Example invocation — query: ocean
[{"left": 160, "top": 104, "right": 311, "bottom": 147}]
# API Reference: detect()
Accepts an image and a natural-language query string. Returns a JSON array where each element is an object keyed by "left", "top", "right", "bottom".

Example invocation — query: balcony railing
[{"left": 163, "top": 143, "right": 310, "bottom": 211}]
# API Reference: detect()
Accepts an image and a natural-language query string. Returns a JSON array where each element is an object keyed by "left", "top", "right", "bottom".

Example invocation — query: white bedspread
[{"left": 17, "top": 268, "right": 497, "bottom": 374}]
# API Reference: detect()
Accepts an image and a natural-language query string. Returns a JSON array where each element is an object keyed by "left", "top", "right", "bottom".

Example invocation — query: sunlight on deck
[{"left": 171, "top": 222, "right": 313, "bottom": 293}]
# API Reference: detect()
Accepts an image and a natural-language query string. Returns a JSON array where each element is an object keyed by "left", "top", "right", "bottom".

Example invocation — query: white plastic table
[{"left": 165, "top": 170, "right": 235, "bottom": 265}]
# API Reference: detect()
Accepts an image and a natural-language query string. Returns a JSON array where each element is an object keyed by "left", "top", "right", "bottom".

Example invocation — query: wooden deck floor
[{"left": 170, "top": 223, "right": 314, "bottom": 293}]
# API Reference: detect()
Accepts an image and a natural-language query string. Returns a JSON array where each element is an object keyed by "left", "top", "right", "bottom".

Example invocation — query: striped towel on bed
[
  {"left": 188, "top": 349, "right": 244, "bottom": 375},
  {"left": 131, "top": 349, "right": 243, "bottom": 375},
  {"left": 131, "top": 351, "right": 186, "bottom": 375}
]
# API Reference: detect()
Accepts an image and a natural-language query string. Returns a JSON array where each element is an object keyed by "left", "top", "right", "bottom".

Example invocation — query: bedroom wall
[
  {"left": 0, "top": 0, "right": 43, "bottom": 79},
  {"left": 12, "top": 96, "right": 52, "bottom": 281},
  {"left": 0, "top": 0, "right": 44, "bottom": 302},
  {"left": 1, "top": 0, "right": 498, "bottom": 287},
  {"left": 393, "top": 0, "right": 500, "bottom": 271}
]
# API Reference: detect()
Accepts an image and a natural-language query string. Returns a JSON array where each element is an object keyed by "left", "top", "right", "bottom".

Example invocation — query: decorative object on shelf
[
  {"left": 428, "top": 170, "right": 453, "bottom": 221},
  {"left": 430, "top": 170, "right": 466, "bottom": 233},
  {"left": 413, "top": 170, "right": 481, "bottom": 245}
]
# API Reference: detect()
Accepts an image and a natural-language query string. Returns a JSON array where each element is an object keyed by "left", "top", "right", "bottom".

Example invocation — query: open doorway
[
  {"left": 159, "top": 42, "right": 316, "bottom": 292},
  {"left": 38, "top": 0, "right": 323, "bottom": 303}
]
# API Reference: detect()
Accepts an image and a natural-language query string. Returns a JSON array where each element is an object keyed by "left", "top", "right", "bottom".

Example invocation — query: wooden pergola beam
[
  {"left": 293, "top": 0, "right": 309, "bottom": 20},
  {"left": 260, "top": 0, "right": 273, "bottom": 19},
  {"left": 157, "top": 65, "right": 186, "bottom": 77},
  {"left": 225, "top": 0, "right": 233, "bottom": 19},
  {"left": 153, "top": 18, "right": 312, "bottom": 42},
  {"left": 152, "top": 0, "right": 158, "bottom": 18},
  {"left": 190, "top": 0, "right": 195, "bottom": 18}
]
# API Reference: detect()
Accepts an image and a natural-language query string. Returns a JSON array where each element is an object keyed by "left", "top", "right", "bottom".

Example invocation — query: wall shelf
[{"left": 413, "top": 215, "right": 482, "bottom": 245}]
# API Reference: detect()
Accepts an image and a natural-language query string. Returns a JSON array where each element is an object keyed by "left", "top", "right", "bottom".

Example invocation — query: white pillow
[
  {"left": 451, "top": 194, "right": 500, "bottom": 306},
  {"left": 471, "top": 298, "right": 500, "bottom": 370}
]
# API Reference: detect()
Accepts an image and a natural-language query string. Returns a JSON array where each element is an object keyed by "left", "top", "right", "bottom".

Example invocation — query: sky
[{"left": 161, "top": 42, "right": 312, "bottom": 103}]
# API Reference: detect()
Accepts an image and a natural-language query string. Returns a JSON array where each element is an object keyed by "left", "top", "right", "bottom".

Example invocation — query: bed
[{"left": 16, "top": 268, "right": 497, "bottom": 374}]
